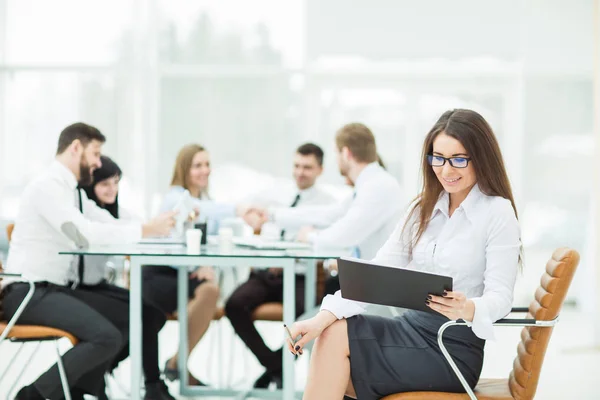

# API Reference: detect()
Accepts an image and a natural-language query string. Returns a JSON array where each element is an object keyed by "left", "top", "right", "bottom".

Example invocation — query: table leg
[
  {"left": 282, "top": 259, "right": 296, "bottom": 400},
  {"left": 129, "top": 258, "right": 142, "bottom": 400},
  {"left": 178, "top": 266, "right": 190, "bottom": 395},
  {"left": 304, "top": 260, "right": 317, "bottom": 312}
]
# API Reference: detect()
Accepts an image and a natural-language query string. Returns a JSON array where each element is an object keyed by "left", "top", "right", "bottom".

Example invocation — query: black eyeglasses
[{"left": 427, "top": 155, "right": 472, "bottom": 168}]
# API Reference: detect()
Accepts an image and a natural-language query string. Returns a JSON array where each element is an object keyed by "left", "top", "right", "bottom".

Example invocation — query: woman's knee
[
  {"left": 224, "top": 291, "right": 247, "bottom": 316},
  {"left": 316, "top": 319, "right": 349, "bottom": 353},
  {"left": 194, "top": 282, "right": 219, "bottom": 301},
  {"left": 320, "top": 319, "right": 347, "bottom": 340},
  {"left": 94, "top": 323, "right": 125, "bottom": 357}
]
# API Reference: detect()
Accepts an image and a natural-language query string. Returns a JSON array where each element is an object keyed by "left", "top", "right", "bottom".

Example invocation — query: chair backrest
[
  {"left": 0, "top": 261, "right": 5, "bottom": 322},
  {"left": 2, "top": 224, "right": 14, "bottom": 322},
  {"left": 509, "top": 247, "right": 579, "bottom": 400},
  {"left": 6, "top": 223, "right": 14, "bottom": 242}
]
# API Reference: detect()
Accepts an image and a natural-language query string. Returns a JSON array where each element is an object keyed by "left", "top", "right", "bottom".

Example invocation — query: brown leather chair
[
  {"left": 381, "top": 247, "right": 579, "bottom": 400},
  {"left": 6, "top": 223, "right": 14, "bottom": 242},
  {"left": 0, "top": 263, "right": 77, "bottom": 399},
  {"left": 166, "top": 307, "right": 225, "bottom": 321}
]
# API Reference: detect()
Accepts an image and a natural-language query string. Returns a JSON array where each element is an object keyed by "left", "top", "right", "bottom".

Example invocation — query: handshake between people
[
  {"left": 237, "top": 205, "right": 316, "bottom": 242},
  {"left": 237, "top": 205, "right": 269, "bottom": 232}
]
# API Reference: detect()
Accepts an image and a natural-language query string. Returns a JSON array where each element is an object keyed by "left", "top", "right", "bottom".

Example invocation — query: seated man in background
[
  {"left": 252, "top": 122, "right": 403, "bottom": 262},
  {"left": 225, "top": 143, "right": 335, "bottom": 389},
  {"left": 322, "top": 153, "right": 388, "bottom": 296},
  {"left": 2, "top": 123, "right": 177, "bottom": 400}
]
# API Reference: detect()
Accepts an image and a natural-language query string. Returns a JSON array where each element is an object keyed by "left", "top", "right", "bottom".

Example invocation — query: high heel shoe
[
  {"left": 163, "top": 360, "right": 179, "bottom": 382},
  {"left": 162, "top": 360, "right": 208, "bottom": 386}
]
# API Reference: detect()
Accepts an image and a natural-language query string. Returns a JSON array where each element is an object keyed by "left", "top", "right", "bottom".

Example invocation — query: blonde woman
[{"left": 142, "top": 144, "right": 247, "bottom": 386}]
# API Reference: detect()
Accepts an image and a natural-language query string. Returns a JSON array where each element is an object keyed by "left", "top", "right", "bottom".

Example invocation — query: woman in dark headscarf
[{"left": 83, "top": 155, "right": 123, "bottom": 219}]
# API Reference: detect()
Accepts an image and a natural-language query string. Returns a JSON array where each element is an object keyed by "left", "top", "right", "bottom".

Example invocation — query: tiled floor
[{"left": 1, "top": 306, "right": 598, "bottom": 399}]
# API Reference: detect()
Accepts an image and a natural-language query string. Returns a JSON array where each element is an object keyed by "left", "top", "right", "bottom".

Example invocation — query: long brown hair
[
  {"left": 170, "top": 144, "right": 209, "bottom": 198},
  {"left": 403, "top": 109, "right": 518, "bottom": 253}
]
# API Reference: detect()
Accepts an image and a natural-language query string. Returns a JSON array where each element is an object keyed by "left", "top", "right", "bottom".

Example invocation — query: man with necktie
[
  {"left": 266, "top": 123, "right": 402, "bottom": 264},
  {"left": 225, "top": 143, "right": 335, "bottom": 389},
  {"left": 252, "top": 123, "right": 403, "bottom": 321},
  {"left": 2, "top": 123, "right": 177, "bottom": 400}
]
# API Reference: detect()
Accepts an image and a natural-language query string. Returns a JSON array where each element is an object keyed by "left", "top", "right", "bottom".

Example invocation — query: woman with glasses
[{"left": 286, "top": 109, "right": 522, "bottom": 399}]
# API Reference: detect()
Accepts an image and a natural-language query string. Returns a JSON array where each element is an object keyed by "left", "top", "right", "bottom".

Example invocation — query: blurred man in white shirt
[
  {"left": 3, "top": 123, "right": 176, "bottom": 400},
  {"left": 257, "top": 123, "right": 403, "bottom": 260},
  {"left": 225, "top": 143, "right": 335, "bottom": 389}
]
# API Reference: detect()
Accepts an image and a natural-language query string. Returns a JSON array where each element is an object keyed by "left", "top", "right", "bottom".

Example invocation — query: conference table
[{"left": 60, "top": 241, "right": 346, "bottom": 399}]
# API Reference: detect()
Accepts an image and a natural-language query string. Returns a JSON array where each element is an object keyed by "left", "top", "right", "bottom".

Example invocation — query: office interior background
[{"left": 0, "top": 0, "right": 599, "bottom": 399}]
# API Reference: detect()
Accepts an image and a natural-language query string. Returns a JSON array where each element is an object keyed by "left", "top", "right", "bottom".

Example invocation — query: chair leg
[
  {"left": 216, "top": 320, "right": 224, "bottom": 387},
  {"left": 205, "top": 319, "right": 217, "bottom": 385},
  {"left": 0, "top": 342, "right": 25, "bottom": 384},
  {"left": 437, "top": 321, "right": 477, "bottom": 400},
  {"left": 55, "top": 339, "right": 72, "bottom": 400},
  {"left": 7, "top": 342, "right": 41, "bottom": 400}
]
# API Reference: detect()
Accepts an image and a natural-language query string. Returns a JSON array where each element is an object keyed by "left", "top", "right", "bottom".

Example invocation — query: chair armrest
[
  {"left": 434, "top": 314, "right": 561, "bottom": 400},
  {"left": 0, "top": 276, "right": 35, "bottom": 343},
  {"left": 0, "top": 273, "right": 22, "bottom": 278},
  {"left": 494, "top": 316, "right": 558, "bottom": 327},
  {"left": 510, "top": 307, "right": 530, "bottom": 313},
  {"left": 496, "top": 318, "right": 537, "bottom": 324}
]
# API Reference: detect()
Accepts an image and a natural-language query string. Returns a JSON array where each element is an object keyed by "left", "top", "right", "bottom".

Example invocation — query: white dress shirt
[
  {"left": 320, "top": 184, "right": 521, "bottom": 340},
  {"left": 82, "top": 206, "right": 141, "bottom": 285},
  {"left": 258, "top": 184, "right": 336, "bottom": 274},
  {"left": 272, "top": 163, "right": 403, "bottom": 260},
  {"left": 4, "top": 161, "right": 142, "bottom": 286},
  {"left": 260, "top": 184, "right": 336, "bottom": 241}
]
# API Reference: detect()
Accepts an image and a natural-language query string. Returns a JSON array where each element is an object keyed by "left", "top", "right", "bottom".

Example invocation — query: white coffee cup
[
  {"left": 186, "top": 229, "right": 202, "bottom": 253},
  {"left": 259, "top": 222, "right": 280, "bottom": 241},
  {"left": 218, "top": 227, "right": 234, "bottom": 251}
]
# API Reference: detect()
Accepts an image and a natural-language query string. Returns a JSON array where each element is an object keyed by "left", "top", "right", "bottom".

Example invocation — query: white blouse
[{"left": 320, "top": 184, "right": 521, "bottom": 340}]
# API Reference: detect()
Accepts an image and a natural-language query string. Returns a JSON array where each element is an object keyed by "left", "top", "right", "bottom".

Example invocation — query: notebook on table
[{"left": 232, "top": 236, "right": 312, "bottom": 250}]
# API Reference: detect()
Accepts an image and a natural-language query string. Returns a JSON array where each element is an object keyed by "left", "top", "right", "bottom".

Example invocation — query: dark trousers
[
  {"left": 225, "top": 270, "right": 307, "bottom": 373},
  {"left": 77, "top": 281, "right": 167, "bottom": 384},
  {"left": 2, "top": 282, "right": 166, "bottom": 399}
]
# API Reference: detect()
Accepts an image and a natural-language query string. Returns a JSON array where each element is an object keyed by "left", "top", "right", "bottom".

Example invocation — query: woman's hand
[
  {"left": 426, "top": 291, "right": 475, "bottom": 322},
  {"left": 187, "top": 208, "right": 200, "bottom": 222},
  {"left": 190, "top": 266, "right": 216, "bottom": 282},
  {"left": 285, "top": 311, "right": 337, "bottom": 355}
]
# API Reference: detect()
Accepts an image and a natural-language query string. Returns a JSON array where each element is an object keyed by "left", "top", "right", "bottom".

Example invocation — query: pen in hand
[{"left": 284, "top": 324, "right": 303, "bottom": 355}]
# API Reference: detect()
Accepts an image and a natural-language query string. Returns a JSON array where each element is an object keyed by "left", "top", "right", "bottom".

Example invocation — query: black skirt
[{"left": 347, "top": 310, "right": 485, "bottom": 400}]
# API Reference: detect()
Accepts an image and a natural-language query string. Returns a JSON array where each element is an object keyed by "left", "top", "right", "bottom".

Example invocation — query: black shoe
[
  {"left": 144, "top": 380, "right": 176, "bottom": 400},
  {"left": 15, "top": 385, "right": 44, "bottom": 400},
  {"left": 253, "top": 370, "right": 273, "bottom": 389},
  {"left": 271, "top": 370, "right": 283, "bottom": 389},
  {"left": 163, "top": 359, "right": 208, "bottom": 386},
  {"left": 163, "top": 359, "right": 179, "bottom": 381},
  {"left": 253, "top": 369, "right": 283, "bottom": 389}
]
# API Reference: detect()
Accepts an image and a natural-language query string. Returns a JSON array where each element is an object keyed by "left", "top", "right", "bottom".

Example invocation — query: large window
[{"left": 0, "top": 0, "right": 595, "bottom": 309}]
